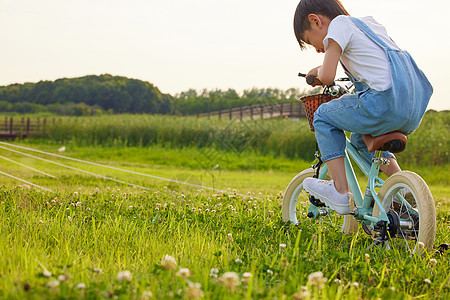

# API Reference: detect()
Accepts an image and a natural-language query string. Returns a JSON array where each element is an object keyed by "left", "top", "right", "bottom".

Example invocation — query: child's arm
[{"left": 307, "top": 39, "right": 342, "bottom": 86}]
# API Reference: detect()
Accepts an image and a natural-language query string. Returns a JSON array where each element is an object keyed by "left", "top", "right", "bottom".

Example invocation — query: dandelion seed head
[
  {"left": 185, "top": 282, "right": 204, "bottom": 299},
  {"left": 221, "top": 272, "right": 240, "bottom": 291},
  {"left": 308, "top": 271, "right": 327, "bottom": 288}
]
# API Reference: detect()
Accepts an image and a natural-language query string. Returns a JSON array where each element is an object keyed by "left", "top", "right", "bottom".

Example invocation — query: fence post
[
  {"left": 250, "top": 106, "right": 253, "bottom": 120},
  {"left": 9, "top": 117, "right": 13, "bottom": 134},
  {"left": 240, "top": 106, "right": 243, "bottom": 121},
  {"left": 280, "top": 103, "right": 284, "bottom": 116},
  {"left": 229, "top": 108, "right": 232, "bottom": 120},
  {"left": 20, "top": 117, "right": 24, "bottom": 138},
  {"left": 260, "top": 104, "right": 263, "bottom": 120},
  {"left": 26, "top": 118, "right": 30, "bottom": 135},
  {"left": 218, "top": 110, "right": 222, "bottom": 119},
  {"left": 4, "top": 117, "right": 7, "bottom": 132}
]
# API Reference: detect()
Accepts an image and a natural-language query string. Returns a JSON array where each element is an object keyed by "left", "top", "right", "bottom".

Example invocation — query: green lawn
[{"left": 0, "top": 141, "right": 449, "bottom": 299}]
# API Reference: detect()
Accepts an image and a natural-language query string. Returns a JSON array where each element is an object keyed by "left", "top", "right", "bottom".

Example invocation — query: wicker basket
[{"left": 300, "top": 93, "right": 338, "bottom": 131}]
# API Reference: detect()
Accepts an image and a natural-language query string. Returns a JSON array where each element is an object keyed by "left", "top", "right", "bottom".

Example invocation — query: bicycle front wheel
[
  {"left": 372, "top": 171, "right": 436, "bottom": 254},
  {"left": 282, "top": 168, "right": 358, "bottom": 234}
]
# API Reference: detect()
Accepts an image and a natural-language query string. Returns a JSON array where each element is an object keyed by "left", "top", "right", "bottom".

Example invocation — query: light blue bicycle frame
[{"left": 307, "top": 136, "right": 405, "bottom": 226}]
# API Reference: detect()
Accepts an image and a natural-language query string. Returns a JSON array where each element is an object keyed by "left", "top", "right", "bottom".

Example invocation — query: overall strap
[
  {"left": 340, "top": 60, "right": 356, "bottom": 82},
  {"left": 348, "top": 16, "right": 395, "bottom": 51}
]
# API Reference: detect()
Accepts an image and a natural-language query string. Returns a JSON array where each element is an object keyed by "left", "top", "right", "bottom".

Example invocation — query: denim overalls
[{"left": 313, "top": 16, "right": 433, "bottom": 163}]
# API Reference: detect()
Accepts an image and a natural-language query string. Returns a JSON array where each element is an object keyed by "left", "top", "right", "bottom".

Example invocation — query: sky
[{"left": 1, "top": 0, "right": 448, "bottom": 111}]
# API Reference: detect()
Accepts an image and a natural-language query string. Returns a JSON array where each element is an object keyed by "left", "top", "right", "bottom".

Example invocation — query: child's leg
[
  {"left": 380, "top": 158, "right": 401, "bottom": 176},
  {"left": 325, "top": 157, "right": 349, "bottom": 194},
  {"left": 350, "top": 133, "right": 401, "bottom": 176}
]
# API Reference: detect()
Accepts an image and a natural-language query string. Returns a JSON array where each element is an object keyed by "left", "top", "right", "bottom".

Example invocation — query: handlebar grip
[{"left": 306, "top": 75, "right": 322, "bottom": 86}]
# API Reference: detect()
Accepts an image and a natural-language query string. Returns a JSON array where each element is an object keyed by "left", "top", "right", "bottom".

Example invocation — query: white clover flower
[
  {"left": 227, "top": 233, "right": 233, "bottom": 242},
  {"left": 57, "top": 275, "right": 68, "bottom": 282},
  {"left": 430, "top": 258, "right": 437, "bottom": 267},
  {"left": 418, "top": 242, "right": 425, "bottom": 249},
  {"left": 117, "top": 270, "right": 132, "bottom": 282},
  {"left": 279, "top": 243, "right": 287, "bottom": 250},
  {"left": 209, "top": 268, "right": 219, "bottom": 278},
  {"left": 424, "top": 278, "right": 431, "bottom": 284},
  {"left": 93, "top": 268, "right": 102, "bottom": 274},
  {"left": 333, "top": 279, "right": 342, "bottom": 284},
  {"left": 141, "top": 290, "right": 153, "bottom": 299},
  {"left": 161, "top": 255, "right": 177, "bottom": 270},
  {"left": 242, "top": 272, "right": 252, "bottom": 283},
  {"left": 221, "top": 272, "right": 240, "bottom": 291},
  {"left": 267, "top": 269, "right": 274, "bottom": 275},
  {"left": 176, "top": 268, "right": 191, "bottom": 278},
  {"left": 43, "top": 270, "right": 52, "bottom": 277},
  {"left": 76, "top": 283, "right": 86, "bottom": 289},
  {"left": 351, "top": 282, "right": 359, "bottom": 288},
  {"left": 235, "top": 258, "right": 243, "bottom": 264},
  {"left": 46, "top": 280, "right": 60, "bottom": 288},
  {"left": 308, "top": 271, "right": 327, "bottom": 288}
]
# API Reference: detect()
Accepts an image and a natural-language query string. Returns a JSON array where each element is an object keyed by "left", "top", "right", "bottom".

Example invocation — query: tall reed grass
[{"left": 28, "top": 111, "right": 449, "bottom": 166}]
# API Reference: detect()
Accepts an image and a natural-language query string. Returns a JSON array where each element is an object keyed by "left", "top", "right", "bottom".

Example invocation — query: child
[{"left": 293, "top": 0, "right": 433, "bottom": 214}]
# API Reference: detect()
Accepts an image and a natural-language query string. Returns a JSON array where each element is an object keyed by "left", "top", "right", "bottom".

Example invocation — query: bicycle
[{"left": 281, "top": 74, "right": 436, "bottom": 254}]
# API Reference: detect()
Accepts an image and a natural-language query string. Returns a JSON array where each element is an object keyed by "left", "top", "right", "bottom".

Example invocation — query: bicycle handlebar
[
  {"left": 298, "top": 72, "right": 353, "bottom": 97},
  {"left": 298, "top": 72, "right": 350, "bottom": 86},
  {"left": 298, "top": 72, "right": 323, "bottom": 86}
]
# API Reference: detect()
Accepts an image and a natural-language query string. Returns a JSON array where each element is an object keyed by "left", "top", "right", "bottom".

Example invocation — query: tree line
[{"left": 0, "top": 74, "right": 313, "bottom": 116}]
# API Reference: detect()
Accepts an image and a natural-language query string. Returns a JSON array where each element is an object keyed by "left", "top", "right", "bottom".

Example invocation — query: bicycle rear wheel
[
  {"left": 282, "top": 168, "right": 358, "bottom": 234},
  {"left": 372, "top": 171, "right": 436, "bottom": 254}
]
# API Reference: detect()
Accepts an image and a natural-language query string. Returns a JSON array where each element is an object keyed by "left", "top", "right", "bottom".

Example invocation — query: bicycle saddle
[{"left": 362, "top": 131, "right": 407, "bottom": 153}]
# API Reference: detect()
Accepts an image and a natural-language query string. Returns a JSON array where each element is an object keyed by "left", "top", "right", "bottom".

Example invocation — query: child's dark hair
[{"left": 294, "top": 0, "right": 349, "bottom": 49}]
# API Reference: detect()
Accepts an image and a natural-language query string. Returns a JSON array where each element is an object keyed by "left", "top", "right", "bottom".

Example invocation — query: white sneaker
[{"left": 302, "top": 178, "right": 351, "bottom": 215}]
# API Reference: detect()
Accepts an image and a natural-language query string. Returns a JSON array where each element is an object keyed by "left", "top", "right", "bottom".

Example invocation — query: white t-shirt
[{"left": 323, "top": 15, "right": 400, "bottom": 91}]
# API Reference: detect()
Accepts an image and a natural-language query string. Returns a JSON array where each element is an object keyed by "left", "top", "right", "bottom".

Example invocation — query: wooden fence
[
  {"left": 196, "top": 102, "right": 306, "bottom": 120},
  {"left": 0, "top": 117, "right": 60, "bottom": 140}
]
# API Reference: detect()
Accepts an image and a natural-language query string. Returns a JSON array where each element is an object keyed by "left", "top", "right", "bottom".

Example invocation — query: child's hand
[
  {"left": 307, "top": 66, "right": 321, "bottom": 78},
  {"left": 307, "top": 66, "right": 323, "bottom": 86}
]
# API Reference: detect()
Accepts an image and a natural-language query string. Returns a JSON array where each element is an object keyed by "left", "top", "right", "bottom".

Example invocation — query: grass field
[{"left": 0, "top": 138, "right": 449, "bottom": 299}]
